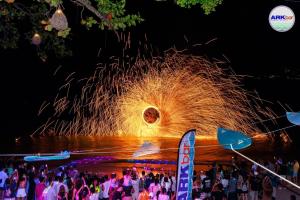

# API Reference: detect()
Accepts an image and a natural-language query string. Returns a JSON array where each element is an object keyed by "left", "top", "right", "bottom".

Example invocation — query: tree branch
[
  {"left": 72, "top": 0, "right": 107, "bottom": 22},
  {"left": 70, "top": 0, "right": 120, "bottom": 41},
  {"left": 13, "top": 2, "right": 31, "bottom": 15}
]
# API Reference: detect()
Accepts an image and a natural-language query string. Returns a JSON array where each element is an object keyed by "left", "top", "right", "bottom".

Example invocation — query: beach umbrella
[
  {"left": 217, "top": 127, "right": 252, "bottom": 150},
  {"left": 286, "top": 112, "right": 300, "bottom": 125}
]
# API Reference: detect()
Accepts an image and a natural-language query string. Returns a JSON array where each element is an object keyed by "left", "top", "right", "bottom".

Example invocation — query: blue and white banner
[{"left": 176, "top": 129, "right": 195, "bottom": 200}]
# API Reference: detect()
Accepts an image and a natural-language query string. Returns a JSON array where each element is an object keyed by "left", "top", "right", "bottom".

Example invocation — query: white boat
[{"left": 132, "top": 142, "right": 160, "bottom": 158}]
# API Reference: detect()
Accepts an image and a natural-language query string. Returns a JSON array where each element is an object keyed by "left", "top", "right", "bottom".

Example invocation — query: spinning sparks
[{"left": 36, "top": 51, "right": 272, "bottom": 137}]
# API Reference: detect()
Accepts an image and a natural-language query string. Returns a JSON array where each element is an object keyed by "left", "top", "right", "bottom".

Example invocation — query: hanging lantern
[
  {"left": 50, "top": 8, "right": 68, "bottom": 31},
  {"left": 5, "top": 0, "right": 15, "bottom": 4},
  {"left": 32, "top": 33, "right": 42, "bottom": 45}
]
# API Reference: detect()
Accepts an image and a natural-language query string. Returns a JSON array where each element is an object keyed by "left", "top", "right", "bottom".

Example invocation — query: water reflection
[{"left": 4, "top": 135, "right": 278, "bottom": 163}]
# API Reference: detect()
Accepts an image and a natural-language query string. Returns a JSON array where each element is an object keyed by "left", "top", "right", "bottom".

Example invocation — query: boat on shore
[{"left": 24, "top": 151, "right": 70, "bottom": 162}]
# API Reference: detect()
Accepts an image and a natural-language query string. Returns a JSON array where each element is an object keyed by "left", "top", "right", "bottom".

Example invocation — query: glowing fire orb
[{"left": 143, "top": 107, "right": 160, "bottom": 124}]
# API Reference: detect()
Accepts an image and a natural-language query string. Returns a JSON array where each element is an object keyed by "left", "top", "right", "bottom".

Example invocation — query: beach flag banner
[
  {"left": 286, "top": 112, "right": 300, "bottom": 125},
  {"left": 24, "top": 151, "right": 70, "bottom": 162},
  {"left": 217, "top": 127, "right": 252, "bottom": 150},
  {"left": 176, "top": 129, "right": 195, "bottom": 200}
]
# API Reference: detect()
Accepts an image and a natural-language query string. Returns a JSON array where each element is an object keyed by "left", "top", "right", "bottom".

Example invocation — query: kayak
[{"left": 24, "top": 151, "right": 70, "bottom": 162}]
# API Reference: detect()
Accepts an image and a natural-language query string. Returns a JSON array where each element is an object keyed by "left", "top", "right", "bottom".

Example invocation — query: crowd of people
[{"left": 0, "top": 156, "right": 299, "bottom": 200}]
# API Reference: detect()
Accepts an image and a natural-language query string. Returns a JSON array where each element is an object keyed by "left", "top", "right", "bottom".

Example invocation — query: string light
[{"left": 50, "top": 8, "right": 68, "bottom": 31}]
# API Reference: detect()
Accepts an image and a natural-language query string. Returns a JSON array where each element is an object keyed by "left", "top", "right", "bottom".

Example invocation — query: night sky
[{"left": 0, "top": 0, "right": 300, "bottom": 142}]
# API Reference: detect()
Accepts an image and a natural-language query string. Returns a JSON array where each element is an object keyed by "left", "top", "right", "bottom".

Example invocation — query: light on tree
[
  {"left": 5, "top": 0, "right": 15, "bottom": 4},
  {"left": 32, "top": 33, "right": 42, "bottom": 45},
  {"left": 50, "top": 8, "right": 68, "bottom": 31}
]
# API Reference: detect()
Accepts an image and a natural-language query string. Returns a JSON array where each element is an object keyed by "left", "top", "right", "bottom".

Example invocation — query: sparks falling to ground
[{"left": 35, "top": 51, "right": 273, "bottom": 137}]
